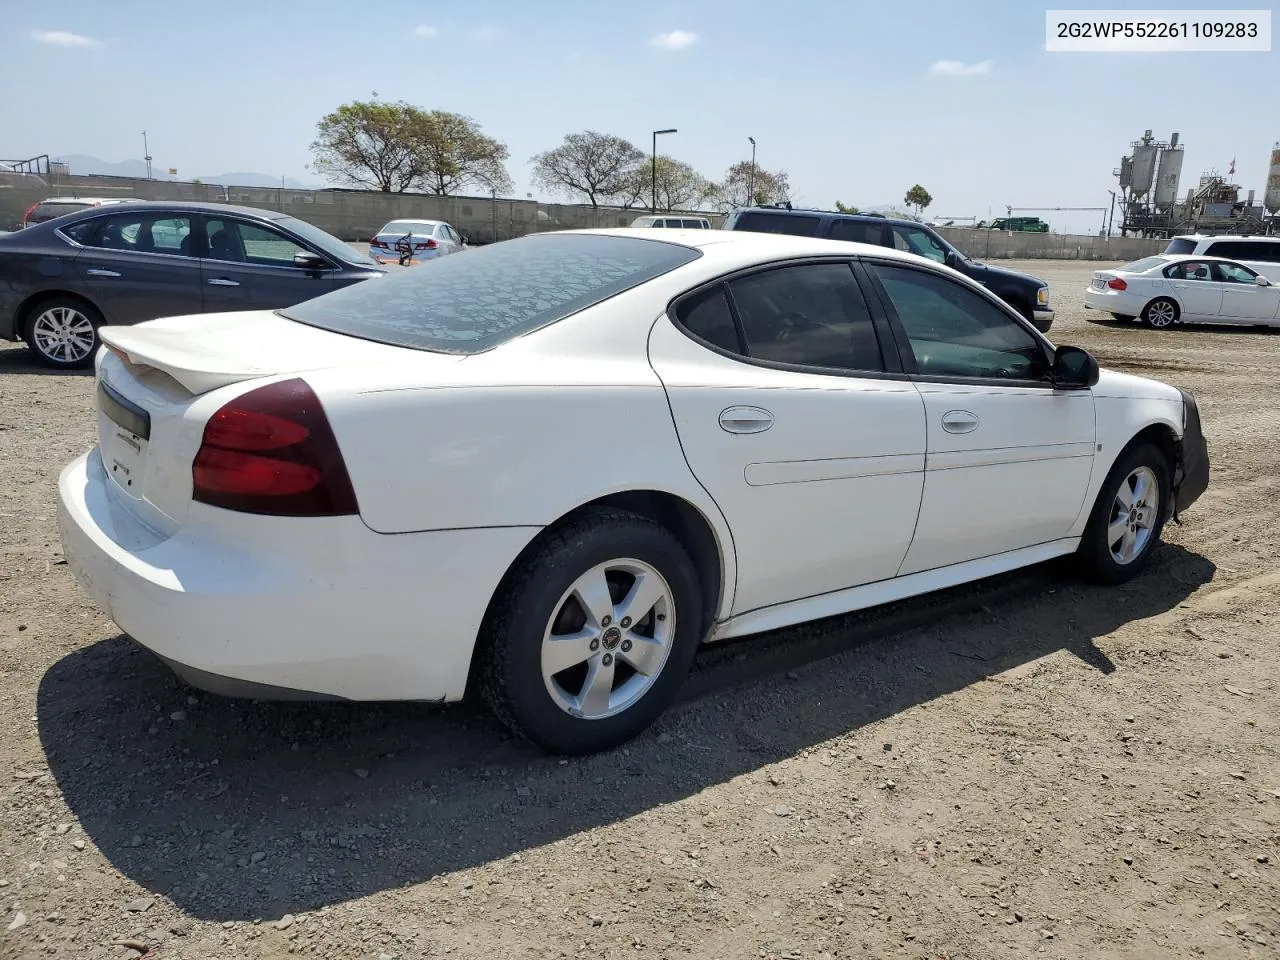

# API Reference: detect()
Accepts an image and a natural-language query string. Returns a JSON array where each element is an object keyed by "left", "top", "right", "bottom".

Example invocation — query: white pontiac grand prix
[{"left": 57, "top": 229, "right": 1210, "bottom": 754}]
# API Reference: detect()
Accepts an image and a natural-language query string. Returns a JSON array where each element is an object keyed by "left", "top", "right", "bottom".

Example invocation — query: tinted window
[
  {"left": 1163, "top": 238, "right": 1197, "bottom": 255},
  {"left": 727, "top": 263, "right": 883, "bottom": 372},
  {"left": 828, "top": 219, "right": 883, "bottom": 244},
  {"left": 280, "top": 234, "right": 701, "bottom": 354},
  {"left": 872, "top": 264, "right": 1048, "bottom": 381},
  {"left": 676, "top": 285, "right": 740, "bottom": 353},
  {"left": 1206, "top": 240, "right": 1247, "bottom": 259},
  {"left": 891, "top": 225, "right": 948, "bottom": 264},
  {"left": 1214, "top": 261, "right": 1259, "bottom": 284},
  {"left": 733, "top": 212, "right": 822, "bottom": 237},
  {"left": 69, "top": 212, "right": 193, "bottom": 256},
  {"left": 207, "top": 218, "right": 308, "bottom": 267}
]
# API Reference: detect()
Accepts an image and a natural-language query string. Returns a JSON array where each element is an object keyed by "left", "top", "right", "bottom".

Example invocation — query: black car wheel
[{"left": 24, "top": 297, "right": 102, "bottom": 369}]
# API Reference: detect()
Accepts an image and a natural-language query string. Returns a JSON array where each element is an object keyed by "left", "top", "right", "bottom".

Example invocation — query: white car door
[
  {"left": 1166, "top": 261, "right": 1225, "bottom": 319},
  {"left": 434, "top": 224, "right": 456, "bottom": 255},
  {"left": 1214, "top": 261, "right": 1280, "bottom": 323},
  {"left": 647, "top": 260, "right": 927, "bottom": 616},
  {"left": 864, "top": 260, "right": 1096, "bottom": 574}
]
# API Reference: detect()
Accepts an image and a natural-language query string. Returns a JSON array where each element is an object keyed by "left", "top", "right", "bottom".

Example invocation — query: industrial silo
[
  {"left": 1154, "top": 135, "right": 1184, "bottom": 212},
  {"left": 1127, "top": 131, "right": 1158, "bottom": 197},
  {"left": 1266, "top": 142, "right": 1280, "bottom": 214}
]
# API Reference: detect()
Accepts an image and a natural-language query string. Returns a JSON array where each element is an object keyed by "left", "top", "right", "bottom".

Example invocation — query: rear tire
[
  {"left": 478, "top": 507, "right": 703, "bottom": 755},
  {"left": 23, "top": 296, "right": 102, "bottom": 369},
  {"left": 1141, "top": 298, "right": 1178, "bottom": 329},
  {"left": 1076, "top": 443, "right": 1171, "bottom": 585}
]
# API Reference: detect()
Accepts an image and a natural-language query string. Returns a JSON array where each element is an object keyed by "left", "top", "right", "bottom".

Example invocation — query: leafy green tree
[
  {"left": 835, "top": 201, "right": 859, "bottom": 214},
  {"left": 413, "top": 110, "right": 512, "bottom": 196},
  {"left": 311, "top": 99, "right": 424, "bottom": 192},
  {"left": 904, "top": 184, "right": 933, "bottom": 215}
]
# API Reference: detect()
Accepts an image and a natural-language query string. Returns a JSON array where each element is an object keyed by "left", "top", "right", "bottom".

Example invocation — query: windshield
[
  {"left": 1121, "top": 256, "right": 1170, "bottom": 273},
  {"left": 276, "top": 215, "right": 375, "bottom": 266},
  {"left": 279, "top": 233, "right": 701, "bottom": 354}
]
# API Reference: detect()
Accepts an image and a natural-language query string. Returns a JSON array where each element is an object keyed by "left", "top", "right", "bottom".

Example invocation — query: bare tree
[
  {"left": 530, "top": 131, "right": 646, "bottom": 209},
  {"left": 710, "top": 160, "right": 790, "bottom": 210},
  {"left": 650, "top": 156, "right": 715, "bottom": 211}
]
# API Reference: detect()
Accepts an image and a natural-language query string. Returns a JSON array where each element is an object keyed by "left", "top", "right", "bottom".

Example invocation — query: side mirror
[
  {"left": 293, "top": 251, "right": 328, "bottom": 271},
  {"left": 1052, "top": 345, "right": 1099, "bottom": 389},
  {"left": 1256, "top": 275, "right": 1271, "bottom": 286},
  {"left": 944, "top": 250, "right": 959, "bottom": 268}
]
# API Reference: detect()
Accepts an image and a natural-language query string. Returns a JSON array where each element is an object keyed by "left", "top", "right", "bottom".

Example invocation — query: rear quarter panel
[{"left": 0, "top": 239, "right": 89, "bottom": 340}]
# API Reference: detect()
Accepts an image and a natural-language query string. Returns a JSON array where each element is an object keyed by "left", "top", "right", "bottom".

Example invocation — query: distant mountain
[{"left": 52, "top": 154, "right": 309, "bottom": 189}]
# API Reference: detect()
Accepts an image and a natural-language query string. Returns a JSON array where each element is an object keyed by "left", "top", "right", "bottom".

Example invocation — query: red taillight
[
  {"left": 1107, "top": 277, "right": 1127, "bottom": 290},
  {"left": 20, "top": 203, "right": 39, "bottom": 226},
  {"left": 192, "top": 378, "right": 358, "bottom": 517},
  {"left": 370, "top": 238, "right": 387, "bottom": 249},
  {"left": 422, "top": 238, "right": 438, "bottom": 249}
]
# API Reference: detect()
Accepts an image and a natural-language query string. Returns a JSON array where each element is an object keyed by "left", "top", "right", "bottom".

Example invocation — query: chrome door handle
[
  {"left": 86, "top": 268, "right": 121, "bottom": 278},
  {"left": 206, "top": 278, "right": 240, "bottom": 287},
  {"left": 719, "top": 406, "right": 774, "bottom": 435},
  {"left": 940, "top": 409, "right": 980, "bottom": 434}
]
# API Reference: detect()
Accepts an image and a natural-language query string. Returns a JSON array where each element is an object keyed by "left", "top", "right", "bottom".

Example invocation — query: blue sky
[{"left": 3, "top": 0, "right": 1276, "bottom": 233}]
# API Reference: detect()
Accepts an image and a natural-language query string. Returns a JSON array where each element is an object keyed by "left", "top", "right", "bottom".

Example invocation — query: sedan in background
[
  {"left": 369, "top": 219, "right": 466, "bottom": 264},
  {"left": 57, "top": 229, "right": 1208, "bottom": 755},
  {"left": 1084, "top": 254, "right": 1279, "bottom": 329},
  {"left": 0, "top": 201, "right": 384, "bottom": 368},
  {"left": 19, "top": 197, "right": 130, "bottom": 229}
]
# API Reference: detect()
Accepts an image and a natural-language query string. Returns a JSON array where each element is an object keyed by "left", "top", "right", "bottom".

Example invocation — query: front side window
[
  {"left": 872, "top": 263, "right": 1048, "bottom": 381},
  {"left": 725, "top": 263, "right": 884, "bottom": 372},
  {"left": 67, "top": 212, "right": 193, "bottom": 256},
  {"left": 1214, "top": 261, "right": 1259, "bottom": 284},
  {"left": 280, "top": 233, "right": 700, "bottom": 354},
  {"left": 891, "top": 226, "right": 948, "bottom": 264},
  {"left": 206, "top": 218, "right": 309, "bottom": 267}
]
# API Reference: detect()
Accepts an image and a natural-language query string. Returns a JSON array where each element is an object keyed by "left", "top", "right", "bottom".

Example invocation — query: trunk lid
[
  {"left": 1090, "top": 270, "right": 1119, "bottom": 290},
  {"left": 94, "top": 310, "right": 464, "bottom": 531}
]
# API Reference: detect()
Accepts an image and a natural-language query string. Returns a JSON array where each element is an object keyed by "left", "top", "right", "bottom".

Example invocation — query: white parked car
[
  {"left": 1163, "top": 234, "right": 1280, "bottom": 284},
  {"left": 1084, "top": 254, "right": 1279, "bottom": 328},
  {"left": 369, "top": 219, "right": 465, "bottom": 264},
  {"left": 57, "top": 229, "right": 1209, "bottom": 754},
  {"left": 631, "top": 215, "right": 713, "bottom": 229}
]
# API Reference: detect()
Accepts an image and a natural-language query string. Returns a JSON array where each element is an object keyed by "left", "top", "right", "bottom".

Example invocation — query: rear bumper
[{"left": 57, "top": 450, "right": 539, "bottom": 701}]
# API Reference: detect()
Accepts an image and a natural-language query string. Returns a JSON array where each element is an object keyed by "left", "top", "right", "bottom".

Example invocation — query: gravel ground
[{"left": 0, "top": 259, "right": 1277, "bottom": 960}]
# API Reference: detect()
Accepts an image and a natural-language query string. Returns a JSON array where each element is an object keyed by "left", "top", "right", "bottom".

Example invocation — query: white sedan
[
  {"left": 57, "top": 229, "right": 1210, "bottom": 755},
  {"left": 368, "top": 219, "right": 466, "bottom": 264},
  {"left": 1084, "top": 253, "right": 1279, "bottom": 328}
]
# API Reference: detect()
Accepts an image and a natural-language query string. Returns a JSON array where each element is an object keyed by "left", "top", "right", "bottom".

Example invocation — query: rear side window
[
  {"left": 31, "top": 202, "right": 92, "bottom": 224},
  {"left": 1206, "top": 240, "right": 1247, "bottom": 259},
  {"left": 280, "top": 233, "right": 700, "bottom": 354},
  {"left": 676, "top": 286, "right": 741, "bottom": 353},
  {"left": 1163, "top": 238, "right": 1197, "bottom": 255},
  {"left": 828, "top": 219, "right": 883, "bottom": 244},
  {"left": 732, "top": 212, "right": 822, "bottom": 237},
  {"left": 64, "top": 212, "right": 193, "bottom": 255}
]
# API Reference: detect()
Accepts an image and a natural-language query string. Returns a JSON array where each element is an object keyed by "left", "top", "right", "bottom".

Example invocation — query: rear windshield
[
  {"left": 1163, "top": 238, "right": 1197, "bottom": 255},
  {"left": 275, "top": 215, "right": 374, "bottom": 265},
  {"left": 731, "top": 211, "right": 822, "bottom": 237},
  {"left": 381, "top": 220, "right": 437, "bottom": 235},
  {"left": 1120, "top": 256, "right": 1170, "bottom": 273},
  {"left": 279, "top": 233, "right": 701, "bottom": 354},
  {"left": 30, "top": 201, "right": 93, "bottom": 223}
]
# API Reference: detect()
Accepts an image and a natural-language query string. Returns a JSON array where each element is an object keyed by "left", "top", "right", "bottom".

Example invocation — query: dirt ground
[{"left": 0, "top": 259, "right": 1277, "bottom": 960}]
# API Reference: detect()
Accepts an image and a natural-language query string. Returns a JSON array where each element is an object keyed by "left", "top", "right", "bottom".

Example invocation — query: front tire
[
  {"left": 24, "top": 297, "right": 102, "bottom": 369},
  {"left": 1141, "top": 298, "right": 1178, "bottom": 329},
  {"left": 1076, "top": 443, "right": 1171, "bottom": 585},
  {"left": 478, "top": 508, "right": 703, "bottom": 755}
]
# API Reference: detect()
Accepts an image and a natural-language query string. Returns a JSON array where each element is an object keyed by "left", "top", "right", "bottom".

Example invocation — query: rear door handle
[
  {"left": 719, "top": 406, "right": 774, "bottom": 434},
  {"left": 86, "top": 268, "right": 121, "bottom": 278},
  {"left": 940, "top": 409, "right": 980, "bottom": 434},
  {"left": 206, "top": 278, "right": 240, "bottom": 287}
]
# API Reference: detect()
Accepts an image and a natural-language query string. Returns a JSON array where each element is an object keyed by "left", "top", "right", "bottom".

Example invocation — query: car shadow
[
  {"left": 36, "top": 544, "right": 1215, "bottom": 923},
  {"left": 0, "top": 343, "right": 92, "bottom": 376},
  {"left": 1083, "top": 313, "right": 1280, "bottom": 335}
]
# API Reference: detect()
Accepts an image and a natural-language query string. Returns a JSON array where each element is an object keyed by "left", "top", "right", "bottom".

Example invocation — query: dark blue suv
[{"left": 722, "top": 206, "right": 1054, "bottom": 333}]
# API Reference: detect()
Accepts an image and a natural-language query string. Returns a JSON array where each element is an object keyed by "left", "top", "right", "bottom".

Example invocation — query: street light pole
[
  {"left": 652, "top": 128, "right": 677, "bottom": 213},
  {"left": 747, "top": 137, "right": 757, "bottom": 206},
  {"left": 142, "top": 130, "right": 152, "bottom": 180}
]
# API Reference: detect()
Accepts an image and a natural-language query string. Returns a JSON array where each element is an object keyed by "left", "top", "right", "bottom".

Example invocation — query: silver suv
[{"left": 1164, "top": 235, "right": 1280, "bottom": 284}]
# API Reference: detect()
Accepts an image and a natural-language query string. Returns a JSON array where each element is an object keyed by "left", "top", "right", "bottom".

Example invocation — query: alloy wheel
[
  {"left": 1107, "top": 466, "right": 1160, "bottom": 565},
  {"left": 31, "top": 306, "right": 96, "bottom": 363}
]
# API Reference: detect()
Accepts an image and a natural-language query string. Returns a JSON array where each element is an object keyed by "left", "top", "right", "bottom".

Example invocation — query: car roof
[
  {"left": 36, "top": 197, "right": 127, "bottom": 205},
  {"left": 1173, "top": 234, "right": 1280, "bottom": 242},
  {"left": 541, "top": 227, "right": 931, "bottom": 266},
  {"left": 730, "top": 205, "right": 926, "bottom": 230},
  {"left": 1124, "top": 254, "right": 1247, "bottom": 268},
  {"left": 41, "top": 199, "right": 296, "bottom": 221}
]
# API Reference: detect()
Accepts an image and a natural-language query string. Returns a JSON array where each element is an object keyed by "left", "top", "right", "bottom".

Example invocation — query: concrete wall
[{"left": 2, "top": 171, "right": 1167, "bottom": 260}]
